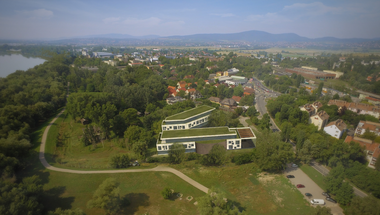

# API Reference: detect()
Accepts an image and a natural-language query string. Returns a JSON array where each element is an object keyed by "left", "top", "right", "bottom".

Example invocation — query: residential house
[
  {"left": 310, "top": 111, "right": 329, "bottom": 130},
  {"left": 221, "top": 98, "right": 237, "bottom": 109},
  {"left": 354, "top": 121, "right": 380, "bottom": 136},
  {"left": 300, "top": 104, "right": 316, "bottom": 117},
  {"left": 177, "top": 81, "right": 186, "bottom": 87},
  {"left": 232, "top": 96, "right": 241, "bottom": 104},
  {"left": 328, "top": 100, "right": 380, "bottom": 118},
  {"left": 184, "top": 75, "right": 195, "bottom": 79},
  {"left": 244, "top": 87, "right": 255, "bottom": 95},
  {"left": 209, "top": 97, "right": 221, "bottom": 104},
  {"left": 312, "top": 101, "right": 323, "bottom": 111},
  {"left": 189, "top": 90, "right": 202, "bottom": 100},
  {"left": 324, "top": 119, "right": 347, "bottom": 139},
  {"left": 166, "top": 96, "right": 186, "bottom": 105},
  {"left": 344, "top": 136, "right": 380, "bottom": 168},
  {"left": 186, "top": 88, "right": 196, "bottom": 95}
]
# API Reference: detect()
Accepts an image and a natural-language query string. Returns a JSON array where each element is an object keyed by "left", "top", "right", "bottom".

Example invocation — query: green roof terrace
[
  {"left": 165, "top": 105, "right": 214, "bottom": 121},
  {"left": 161, "top": 127, "right": 236, "bottom": 139}
]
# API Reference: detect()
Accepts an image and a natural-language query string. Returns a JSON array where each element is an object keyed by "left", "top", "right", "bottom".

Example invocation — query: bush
[
  {"left": 110, "top": 154, "right": 130, "bottom": 168},
  {"left": 161, "top": 187, "right": 172, "bottom": 199},
  {"left": 187, "top": 152, "right": 200, "bottom": 161},
  {"left": 232, "top": 153, "right": 252, "bottom": 165},
  {"left": 201, "top": 144, "right": 226, "bottom": 166}
]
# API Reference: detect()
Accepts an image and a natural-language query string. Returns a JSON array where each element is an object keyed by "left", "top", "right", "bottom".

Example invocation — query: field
[
  {"left": 44, "top": 110, "right": 157, "bottom": 170},
  {"left": 166, "top": 105, "right": 214, "bottom": 120},
  {"left": 173, "top": 162, "right": 314, "bottom": 215},
  {"left": 161, "top": 127, "right": 236, "bottom": 138}
]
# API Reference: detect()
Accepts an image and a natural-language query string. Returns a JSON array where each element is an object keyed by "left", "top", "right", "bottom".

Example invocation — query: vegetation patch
[{"left": 166, "top": 105, "right": 214, "bottom": 120}]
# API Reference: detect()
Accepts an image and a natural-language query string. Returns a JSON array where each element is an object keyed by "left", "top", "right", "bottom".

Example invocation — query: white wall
[{"left": 324, "top": 125, "right": 343, "bottom": 139}]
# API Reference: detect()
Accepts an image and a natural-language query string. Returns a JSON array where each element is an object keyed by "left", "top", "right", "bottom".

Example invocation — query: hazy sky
[{"left": 1, "top": 0, "right": 380, "bottom": 40}]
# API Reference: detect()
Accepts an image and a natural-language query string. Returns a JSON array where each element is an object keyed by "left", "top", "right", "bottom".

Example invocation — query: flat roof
[
  {"left": 161, "top": 127, "right": 235, "bottom": 138},
  {"left": 166, "top": 105, "right": 214, "bottom": 120},
  {"left": 237, "top": 128, "right": 255, "bottom": 138}
]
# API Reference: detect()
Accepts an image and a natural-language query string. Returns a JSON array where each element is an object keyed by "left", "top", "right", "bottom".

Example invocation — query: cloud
[
  {"left": 246, "top": 12, "right": 290, "bottom": 24},
  {"left": 103, "top": 17, "right": 120, "bottom": 24},
  {"left": 123, "top": 17, "right": 162, "bottom": 26},
  {"left": 16, "top": 9, "right": 53, "bottom": 19},
  {"left": 283, "top": 2, "right": 340, "bottom": 16},
  {"left": 211, "top": 13, "right": 235, "bottom": 18}
]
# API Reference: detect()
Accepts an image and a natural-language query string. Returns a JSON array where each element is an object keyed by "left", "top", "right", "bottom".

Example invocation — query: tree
[
  {"left": 168, "top": 143, "right": 186, "bottom": 164},
  {"left": 110, "top": 154, "right": 130, "bottom": 168},
  {"left": 87, "top": 178, "right": 121, "bottom": 215},
  {"left": 0, "top": 175, "right": 44, "bottom": 215},
  {"left": 201, "top": 144, "right": 226, "bottom": 166},
  {"left": 333, "top": 93, "right": 340, "bottom": 100},
  {"left": 48, "top": 208, "right": 85, "bottom": 215},
  {"left": 346, "top": 196, "right": 380, "bottom": 215},
  {"left": 252, "top": 131, "right": 294, "bottom": 171},
  {"left": 124, "top": 126, "right": 144, "bottom": 149},
  {"left": 280, "top": 122, "right": 292, "bottom": 142},
  {"left": 335, "top": 182, "right": 353, "bottom": 205},
  {"left": 246, "top": 106, "right": 257, "bottom": 117},
  {"left": 325, "top": 164, "right": 345, "bottom": 195},
  {"left": 311, "top": 206, "right": 332, "bottom": 215},
  {"left": 233, "top": 85, "right": 244, "bottom": 97},
  {"left": 316, "top": 82, "right": 324, "bottom": 96},
  {"left": 197, "top": 187, "right": 243, "bottom": 215},
  {"left": 132, "top": 141, "right": 148, "bottom": 160},
  {"left": 161, "top": 187, "right": 172, "bottom": 199}
]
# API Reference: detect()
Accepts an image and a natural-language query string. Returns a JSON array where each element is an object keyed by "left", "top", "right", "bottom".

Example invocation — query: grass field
[
  {"left": 173, "top": 162, "right": 314, "bottom": 214},
  {"left": 300, "top": 164, "right": 328, "bottom": 191},
  {"left": 166, "top": 105, "right": 214, "bottom": 120},
  {"left": 43, "top": 110, "right": 157, "bottom": 170},
  {"left": 162, "top": 127, "right": 236, "bottom": 138}
]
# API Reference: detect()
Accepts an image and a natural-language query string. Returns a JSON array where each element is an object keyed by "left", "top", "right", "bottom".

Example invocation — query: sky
[{"left": 0, "top": 0, "right": 380, "bottom": 40}]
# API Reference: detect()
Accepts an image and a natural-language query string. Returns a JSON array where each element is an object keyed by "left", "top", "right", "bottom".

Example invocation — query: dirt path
[{"left": 39, "top": 109, "right": 209, "bottom": 193}]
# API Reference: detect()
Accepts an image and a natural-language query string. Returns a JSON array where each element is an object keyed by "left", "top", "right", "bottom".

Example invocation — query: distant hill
[
  {"left": 73, "top": 34, "right": 160, "bottom": 39},
  {"left": 162, "top": 30, "right": 378, "bottom": 43}
]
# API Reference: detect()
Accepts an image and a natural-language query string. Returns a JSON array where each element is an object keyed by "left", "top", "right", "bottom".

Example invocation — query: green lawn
[
  {"left": 19, "top": 110, "right": 204, "bottom": 215},
  {"left": 162, "top": 127, "right": 236, "bottom": 138},
  {"left": 172, "top": 162, "right": 314, "bottom": 214},
  {"left": 300, "top": 164, "right": 328, "bottom": 191},
  {"left": 166, "top": 105, "right": 214, "bottom": 120}
]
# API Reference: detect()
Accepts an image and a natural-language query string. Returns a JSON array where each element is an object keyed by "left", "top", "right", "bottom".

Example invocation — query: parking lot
[{"left": 284, "top": 164, "right": 344, "bottom": 215}]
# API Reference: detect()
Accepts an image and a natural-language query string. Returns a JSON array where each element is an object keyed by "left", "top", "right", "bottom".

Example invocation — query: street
[{"left": 310, "top": 161, "right": 368, "bottom": 198}]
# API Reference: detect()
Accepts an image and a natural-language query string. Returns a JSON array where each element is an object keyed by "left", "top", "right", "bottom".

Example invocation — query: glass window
[{"left": 158, "top": 146, "right": 161, "bottom": 150}]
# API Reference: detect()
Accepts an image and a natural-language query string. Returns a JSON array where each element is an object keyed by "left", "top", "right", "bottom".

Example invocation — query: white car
[{"left": 292, "top": 164, "right": 298, "bottom": 168}]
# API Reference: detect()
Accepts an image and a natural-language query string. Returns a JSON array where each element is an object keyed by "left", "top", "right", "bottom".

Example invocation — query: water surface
[{"left": 0, "top": 54, "right": 46, "bottom": 77}]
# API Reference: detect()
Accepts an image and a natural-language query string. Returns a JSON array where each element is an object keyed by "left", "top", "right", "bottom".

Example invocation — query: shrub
[
  {"left": 187, "top": 152, "right": 200, "bottom": 161},
  {"left": 232, "top": 153, "right": 252, "bottom": 165},
  {"left": 161, "top": 187, "right": 172, "bottom": 199},
  {"left": 110, "top": 154, "right": 130, "bottom": 168}
]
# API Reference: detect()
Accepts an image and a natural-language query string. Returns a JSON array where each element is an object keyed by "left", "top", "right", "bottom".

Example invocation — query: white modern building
[
  {"left": 161, "top": 105, "right": 215, "bottom": 131},
  {"left": 324, "top": 119, "right": 347, "bottom": 139}
]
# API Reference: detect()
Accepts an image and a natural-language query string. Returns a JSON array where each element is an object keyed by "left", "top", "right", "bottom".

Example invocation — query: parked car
[
  {"left": 286, "top": 175, "right": 295, "bottom": 178},
  {"left": 292, "top": 164, "right": 298, "bottom": 168},
  {"left": 326, "top": 197, "right": 337, "bottom": 203},
  {"left": 132, "top": 161, "right": 140, "bottom": 166},
  {"left": 322, "top": 192, "right": 330, "bottom": 197},
  {"left": 310, "top": 199, "right": 325, "bottom": 205},
  {"left": 305, "top": 193, "right": 312, "bottom": 197},
  {"left": 296, "top": 184, "right": 305, "bottom": 188}
]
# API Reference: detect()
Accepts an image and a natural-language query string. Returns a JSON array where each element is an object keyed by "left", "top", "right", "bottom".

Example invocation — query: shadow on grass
[
  {"left": 42, "top": 186, "right": 75, "bottom": 213},
  {"left": 121, "top": 193, "right": 150, "bottom": 214}
]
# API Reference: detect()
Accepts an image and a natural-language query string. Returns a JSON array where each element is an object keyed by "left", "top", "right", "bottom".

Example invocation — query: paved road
[
  {"left": 39, "top": 109, "right": 209, "bottom": 193},
  {"left": 284, "top": 165, "right": 344, "bottom": 215},
  {"left": 310, "top": 162, "right": 368, "bottom": 198}
]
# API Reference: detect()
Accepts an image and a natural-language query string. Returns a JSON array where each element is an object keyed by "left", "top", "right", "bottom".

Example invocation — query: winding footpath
[{"left": 39, "top": 109, "right": 209, "bottom": 193}]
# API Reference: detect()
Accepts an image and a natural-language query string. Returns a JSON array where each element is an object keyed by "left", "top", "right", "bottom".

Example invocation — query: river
[{"left": 0, "top": 54, "right": 46, "bottom": 78}]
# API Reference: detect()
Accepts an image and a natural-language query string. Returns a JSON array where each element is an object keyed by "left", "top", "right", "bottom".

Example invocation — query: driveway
[{"left": 284, "top": 165, "right": 344, "bottom": 215}]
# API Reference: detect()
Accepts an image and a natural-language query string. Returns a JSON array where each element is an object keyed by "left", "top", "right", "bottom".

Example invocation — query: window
[
  {"left": 237, "top": 145, "right": 240, "bottom": 148},
  {"left": 163, "top": 127, "right": 166, "bottom": 130},
  {"left": 182, "top": 126, "right": 185, "bottom": 129},
  {"left": 229, "top": 145, "right": 233, "bottom": 149},
  {"left": 158, "top": 146, "right": 162, "bottom": 150},
  {"left": 174, "top": 126, "right": 177, "bottom": 130},
  {"left": 236, "top": 140, "right": 240, "bottom": 144}
]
